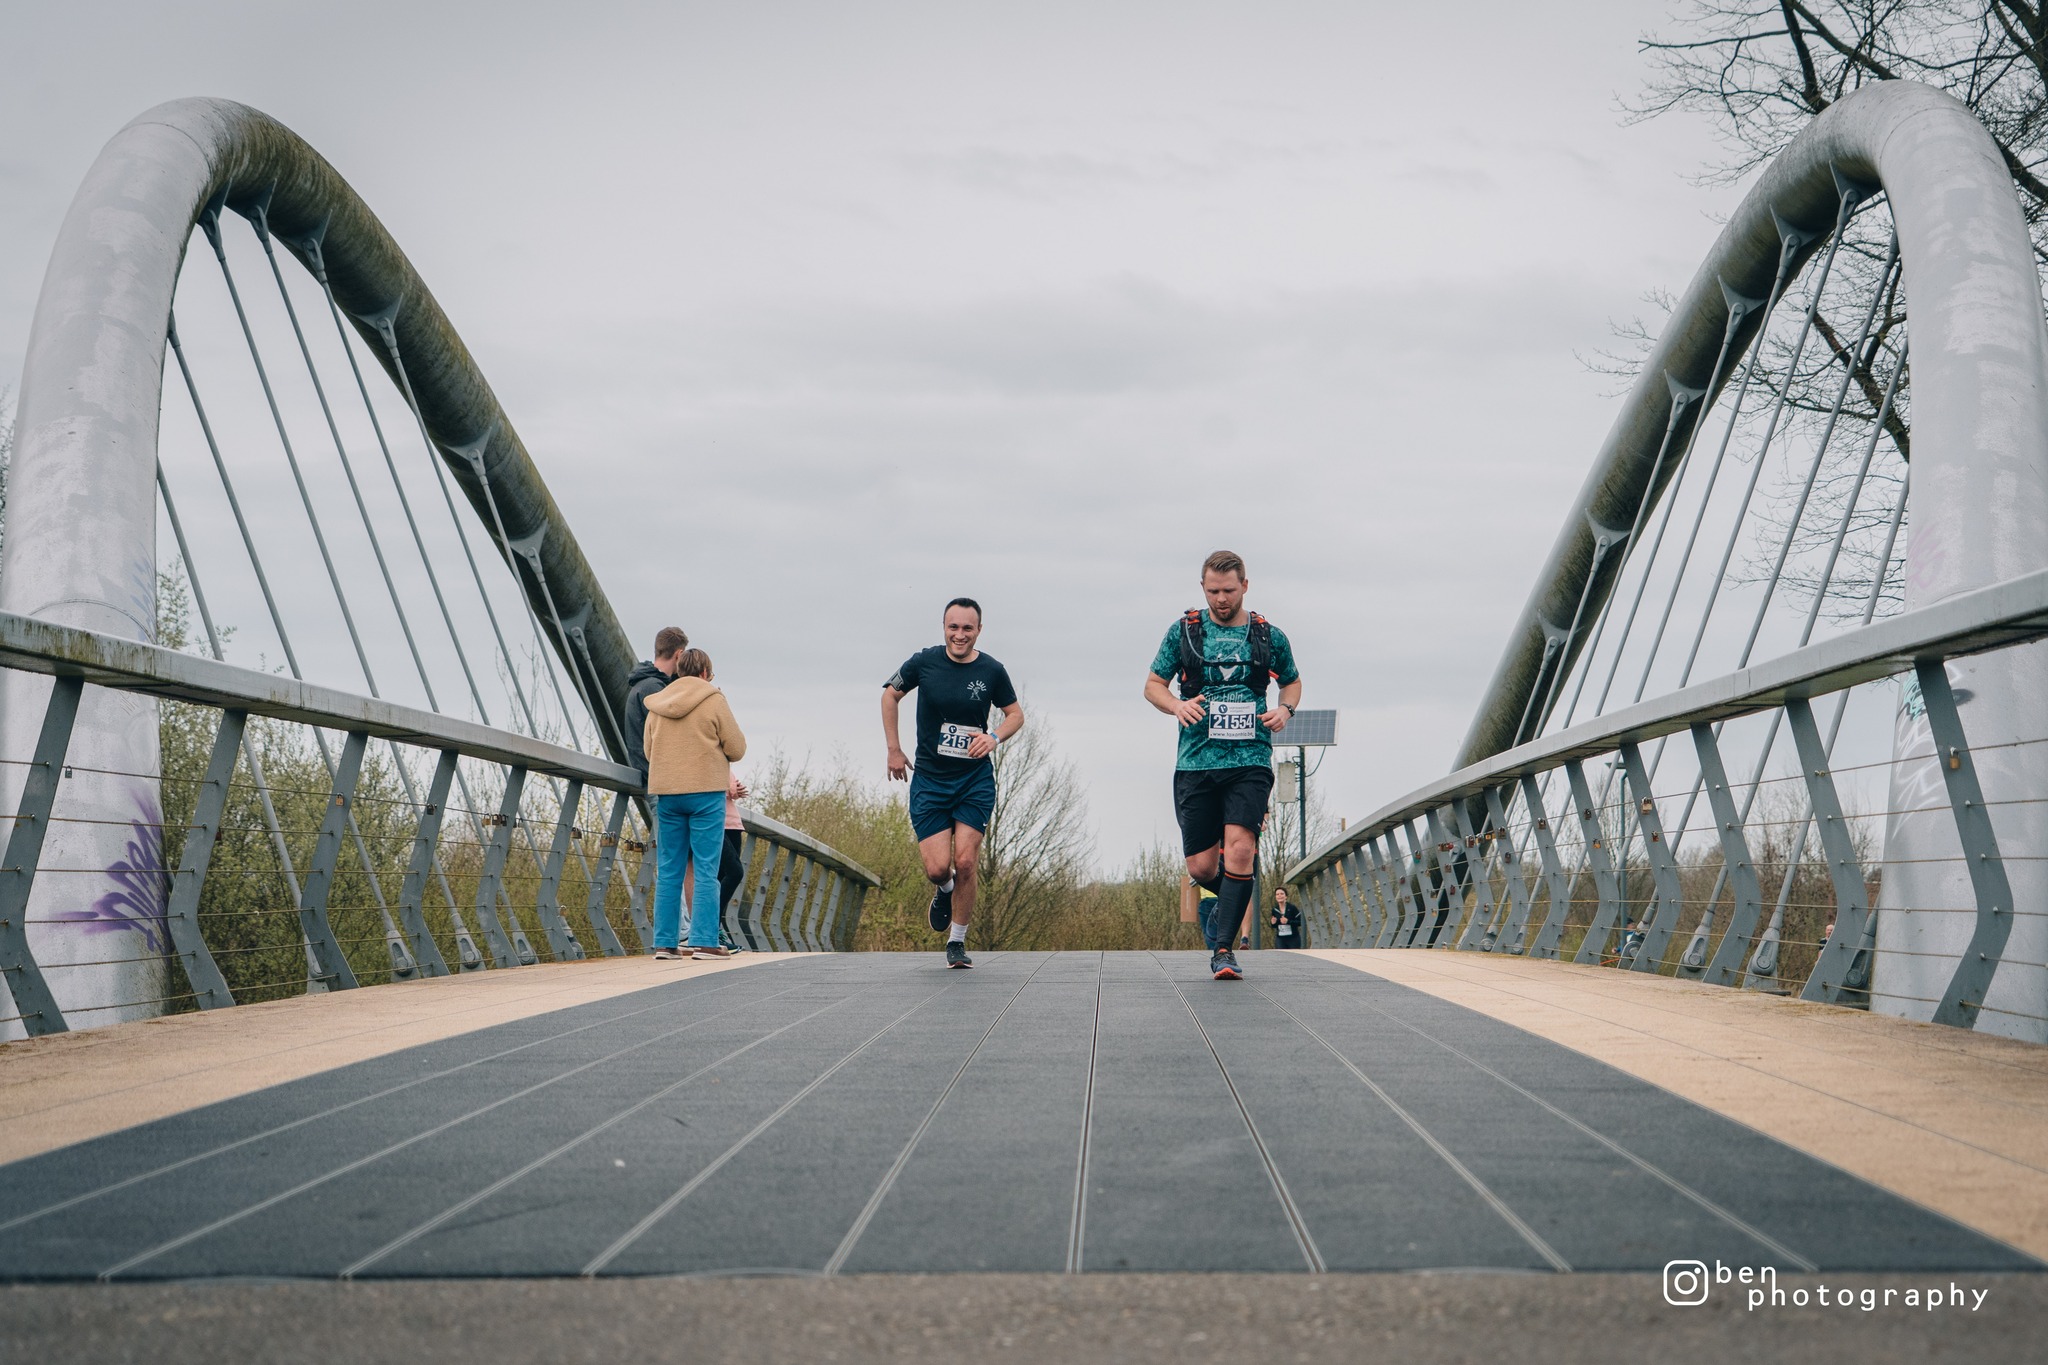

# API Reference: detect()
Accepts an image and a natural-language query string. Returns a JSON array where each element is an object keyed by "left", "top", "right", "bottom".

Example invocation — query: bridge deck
[{"left": 0, "top": 952, "right": 2035, "bottom": 1279}]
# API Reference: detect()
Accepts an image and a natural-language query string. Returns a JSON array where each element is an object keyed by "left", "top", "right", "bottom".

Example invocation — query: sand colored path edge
[
  {"left": 1308, "top": 948, "right": 2048, "bottom": 1261},
  {"left": 0, "top": 955, "right": 788, "bottom": 1166}
]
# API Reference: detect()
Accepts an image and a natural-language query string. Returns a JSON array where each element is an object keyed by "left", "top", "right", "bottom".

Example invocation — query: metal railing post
[
  {"left": 1620, "top": 742, "right": 1686, "bottom": 972},
  {"left": 162, "top": 707, "right": 244, "bottom": 1008},
  {"left": 1365, "top": 837, "right": 1402, "bottom": 947},
  {"left": 765, "top": 853, "right": 801, "bottom": 951},
  {"left": 1342, "top": 849, "right": 1377, "bottom": 946},
  {"left": 1917, "top": 660, "right": 2019, "bottom": 1029},
  {"left": 742, "top": 845, "right": 782, "bottom": 951},
  {"left": 1324, "top": 858, "right": 1352, "bottom": 946},
  {"left": 1690, "top": 723, "right": 1768, "bottom": 987},
  {"left": 471, "top": 766, "right": 528, "bottom": 968},
  {"left": 581, "top": 792, "right": 632, "bottom": 957},
  {"left": 1451, "top": 802, "right": 1497, "bottom": 951},
  {"left": 817, "top": 873, "right": 846, "bottom": 951},
  {"left": 1484, "top": 787, "right": 1536, "bottom": 955},
  {"left": 837, "top": 883, "right": 870, "bottom": 951},
  {"left": 0, "top": 676, "right": 84, "bottom": 1034},
  {"left": 1517, "top": 774, "right": 1572, "bottom": 959},
  {"left": 1566, "top": 760, "right": 1625, "bottom": 965},
  {"left": 393, "top": 748, "right": 458, "bottom": 978},
  {"left": 1396, "top": 821, "right": 1431, "bottom": 947},
  {"left": 533, "top": 778, "right": 586, "bottom": 960},
  {"left": 1785, "top": 699, "right": 1875, "bottom": 1004},
  {"left": 296, "top": 729, "right": 368, "bottom": 990}
]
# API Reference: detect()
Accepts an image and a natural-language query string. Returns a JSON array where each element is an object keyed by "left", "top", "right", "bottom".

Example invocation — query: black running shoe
[
  {"left": 946, "top": 940, "right": 973, "bottom": 969},
  {"left": 928, "top": 881, "right": 954, "bottom": 934},
  {"left": 1210, "top": 949, "right": 1241, "bottom": 981}
]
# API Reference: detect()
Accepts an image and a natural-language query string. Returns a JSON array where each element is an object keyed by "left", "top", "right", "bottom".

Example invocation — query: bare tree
[
  {"left": 973, "top": 708, "right": 1095, "bottom": 950},
  {"left": 1618, "top": 3, "right": 2048, "bottom": 620}
]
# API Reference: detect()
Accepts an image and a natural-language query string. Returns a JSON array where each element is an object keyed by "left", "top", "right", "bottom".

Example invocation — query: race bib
[
  {"left": 937, "top": 723, "right": 982, "bottom": 759},
  {"left": 1209, "top": 700, "right": 1256, "bottom": 741},
  {"left": 1278, "top": 923, "right": 1293, "bottom": 937}
]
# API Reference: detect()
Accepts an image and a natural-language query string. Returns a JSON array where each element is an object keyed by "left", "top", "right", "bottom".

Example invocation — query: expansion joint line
[
  {"left": 1247, "top": 981, "right": 1569, "bottom": 1272},
  {"left": 1067, "top": 950, "right": 1105, "bottom": 1274},
  {"left": 581, "top": 980, "right": 963, "bottom": 1276},
  {"left": 0, "top": 975, "right": 765, "bottom": 1238},
  {"left": 96, "top": 978, "right": 820, "bottom": 1279},
  {"left": 1147, "top": 954, "right": 1325, "bottom": 1273},
  {"left": 1312, "top": 979, "right": 1815, "bottom": 1269},
  {"left": 823, "top": 953, "right": 1058, "bottom": 1275},
  {"left": 341, "top": 985, "right": 861, "bottom": 1278}
]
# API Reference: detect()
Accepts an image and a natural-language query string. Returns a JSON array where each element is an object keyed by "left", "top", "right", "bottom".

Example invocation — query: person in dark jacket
[
  {"left": 623, "top": 626, "right": 689, "bottom": 781},
  {"left": 1270, "top": 886, "right": 1305, "bottom": 948}
]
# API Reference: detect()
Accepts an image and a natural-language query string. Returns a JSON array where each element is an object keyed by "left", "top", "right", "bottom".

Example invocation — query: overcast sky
[{"left": 0, "top": 2, "right": 1736, "bottom": 869}]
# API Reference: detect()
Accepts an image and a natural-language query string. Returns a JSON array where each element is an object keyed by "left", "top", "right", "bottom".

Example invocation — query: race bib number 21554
[{"left": 1209, "top": 700, "right": 1256, "bottom": 741}]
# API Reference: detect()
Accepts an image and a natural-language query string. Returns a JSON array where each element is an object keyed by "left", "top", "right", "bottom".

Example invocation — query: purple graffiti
[{"left": 54, "top": 785, "right": 169, "bottom": 953}]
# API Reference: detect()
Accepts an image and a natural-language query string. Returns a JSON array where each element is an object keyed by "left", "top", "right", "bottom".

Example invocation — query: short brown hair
[
  {"left": 677, "top": 648, "right": 712, "bottom": 679},
  {"left": 1202, "top": 550, "right": 1246, "bottom": 581},
  {"left": 653, "top": 626, "right": 688, "bottom": 659}
]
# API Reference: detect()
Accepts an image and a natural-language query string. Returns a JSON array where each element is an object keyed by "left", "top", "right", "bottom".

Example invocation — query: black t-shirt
[{"left": 886, "top": 646, "right": 1018, "bottom": 777}]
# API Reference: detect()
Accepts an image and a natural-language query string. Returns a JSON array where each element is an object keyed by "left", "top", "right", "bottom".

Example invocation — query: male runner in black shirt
[{"left": 883, "top": 598, "right": 1025, "bottom": 967}]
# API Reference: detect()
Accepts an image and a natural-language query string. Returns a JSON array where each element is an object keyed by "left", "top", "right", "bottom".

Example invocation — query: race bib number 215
[{"left": 937, "top": 723, "right": 981, "bottom": 759}]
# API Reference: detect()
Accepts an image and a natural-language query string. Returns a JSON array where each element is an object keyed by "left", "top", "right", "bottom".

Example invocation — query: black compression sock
[
  {"left": 1213, "top": 871, "right": 1255, "bottom": 951},
  {"left": 1193, "top": 872, "right": 1223, "bottom": 895}
]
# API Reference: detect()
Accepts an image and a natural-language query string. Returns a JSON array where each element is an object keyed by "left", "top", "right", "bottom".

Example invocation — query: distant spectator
[
  {"left": 1270, "top": 887, "right": 1304, "bottom": 949},
  {"left": 717, "top": 771, "right": 751, "bottom": 951},
  {"left": 644, "top": 648, "right": 746, "bottom": 960},
  {"left": 623, "top": 625, "right": 688, "bottom": 783},
  {"left": 1619, "top": 917, "right": 1645, "bottom": 963}
]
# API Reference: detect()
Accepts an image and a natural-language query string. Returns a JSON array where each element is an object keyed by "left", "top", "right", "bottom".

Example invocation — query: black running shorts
[{"left": 1172, "top": 765, "right": 1275, "bottom": 856}]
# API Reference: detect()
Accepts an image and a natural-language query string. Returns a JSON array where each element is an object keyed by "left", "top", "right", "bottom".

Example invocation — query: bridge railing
[
  {"left": 0, "top": 612, "right": 878, "bottom": 1038},
  {"left": 1288, "top": 567, "right": 2048, "bottom": 1033},
  {"left": 1284, "top": 83, "right": 2048, "bottom": 1042}
]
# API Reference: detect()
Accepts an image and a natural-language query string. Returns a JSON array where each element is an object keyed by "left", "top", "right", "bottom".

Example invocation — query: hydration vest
[{"left": 1177, "top": 609, "right": 1274, "bottom": 700}]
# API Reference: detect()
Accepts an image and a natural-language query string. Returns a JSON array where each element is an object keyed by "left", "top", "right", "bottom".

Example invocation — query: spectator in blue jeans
[{"left": 642, "top": 649, "right": 748, "bottom": 960}]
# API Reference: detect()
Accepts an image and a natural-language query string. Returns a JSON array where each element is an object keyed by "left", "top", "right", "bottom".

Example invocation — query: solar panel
[{"left": 1273, "top": 708, "right": 1338, "bottom": 747}]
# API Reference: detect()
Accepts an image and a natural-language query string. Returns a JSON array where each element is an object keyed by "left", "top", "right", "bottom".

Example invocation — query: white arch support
[{"left": 0, "top": 99, "right": 639, "bottom": 1033}]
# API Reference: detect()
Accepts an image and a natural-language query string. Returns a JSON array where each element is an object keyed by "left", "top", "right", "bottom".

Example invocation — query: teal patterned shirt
[{"left": 1149, "top": 618, "right": 1300, "bottom": 772}]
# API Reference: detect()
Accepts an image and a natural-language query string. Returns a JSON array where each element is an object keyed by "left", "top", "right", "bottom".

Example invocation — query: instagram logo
[{"left": 1664, "top": 1260, "right": 1710, "bottom": 1306}]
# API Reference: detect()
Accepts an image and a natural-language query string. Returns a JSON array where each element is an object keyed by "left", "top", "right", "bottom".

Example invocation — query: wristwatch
[{"left": 1278, "top": 702, "right": 1296, "bottom": 717}]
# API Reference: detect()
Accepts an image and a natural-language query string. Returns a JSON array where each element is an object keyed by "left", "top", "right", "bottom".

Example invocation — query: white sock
[
  {"left": 940, "top": 876, "right": 955, "bottom": 893},
  {"left": 948, "top": 922, "right": 968, "bottom": 944}
]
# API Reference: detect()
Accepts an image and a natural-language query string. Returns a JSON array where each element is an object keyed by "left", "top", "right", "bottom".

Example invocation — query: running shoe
[
  {"left": 1210, "top": 949, "right": 1241, "bottom": 981},
  {"left": 945, "top": 940, "right": 973, "bottom": 969},
  {"left": 653, "top": 947, "right": 686, "bottom": 961},
  {"left": 928, "top": 881, "right": 954, "bottom": 934},
  {"left": 693, "top": 945, "right": 734, "bottom": 960}
]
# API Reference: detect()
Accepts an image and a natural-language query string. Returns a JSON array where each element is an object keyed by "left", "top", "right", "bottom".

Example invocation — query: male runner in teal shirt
[{"left": 1143, "top": 550, "right": 1301, "bottom": 980}]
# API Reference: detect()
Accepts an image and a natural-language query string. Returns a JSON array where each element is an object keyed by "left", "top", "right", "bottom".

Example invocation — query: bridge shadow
[{"left": 0, "top": 951, "right": 2033, "bottom": 1280}]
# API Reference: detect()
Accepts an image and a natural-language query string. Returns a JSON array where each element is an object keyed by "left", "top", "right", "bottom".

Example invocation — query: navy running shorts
[{"left": 909, "top": 762, "right": 997, "bottom": 841}]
